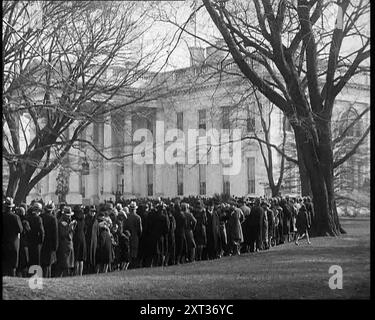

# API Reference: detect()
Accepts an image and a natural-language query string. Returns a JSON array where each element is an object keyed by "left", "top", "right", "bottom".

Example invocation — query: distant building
[{"left": 4, "top": 46, "right": 369, "bottom": 205}]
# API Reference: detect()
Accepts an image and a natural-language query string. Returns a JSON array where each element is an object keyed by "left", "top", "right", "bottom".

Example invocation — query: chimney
[{"left": 189, "top": 46, "right": 205, "bottom": 67}]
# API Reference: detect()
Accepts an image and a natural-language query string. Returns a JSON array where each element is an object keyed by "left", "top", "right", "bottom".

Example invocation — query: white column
[
  {"left": 100, "top": 116, "right": 115, "bottom": 202},
  {"left": 123, "top": 112, "right": 133, "bottom": 198}
]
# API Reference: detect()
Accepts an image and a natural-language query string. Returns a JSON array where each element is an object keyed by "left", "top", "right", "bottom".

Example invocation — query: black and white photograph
[{"left": 2, "top": 0, "right": 370, "bottom": 303}]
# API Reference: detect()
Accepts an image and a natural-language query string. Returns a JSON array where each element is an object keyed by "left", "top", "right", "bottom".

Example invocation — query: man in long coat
[
  {"left": 205, "top": 200, "right": 221, "bottom": 260},
  {"left": 123, "top": 201, "right": 142, "bottom": 269},
  {"left": 2, "top": 197, "right": 23, "bottom": 276},
  {"left": 173, "top": 200, "right": 187, "bottom": 264},
  {"left": 143, "top": 202, "right": 169, "bottom": 267},
  {"left": 248, "top": 199, "right": 264, "bottom": 252},
  {"left": 26, "top": 202, "right": 45, "bottom": 267},
  {"left": 227, "top": 202, "right": 244, "bottom": 255},
  {"left": 40, "top": 201, "right": 58, "bottom": 278},
  {"left": 182, "top": 203, "right": 197, "bottom": 262}
]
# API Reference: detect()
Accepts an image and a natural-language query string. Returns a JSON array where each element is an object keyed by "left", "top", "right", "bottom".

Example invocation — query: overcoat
[
  {"left": 227, "top": 208, "right": 244, "bottom": 243},
  {"left": 2, "top": 210, "right": 23, "bottom": 271},
  {"left": 57, "top": 219, "right": 75, "bottom": 269},
  {"left": 123, "top": 212, "right": 142, "bottom": 259},
  {"left": 193, "top": 208, "right": 207, "bottom": 246},
  {"left": 26, "top": 213, "right": 45, "bottom": 266},
  {"left": 40, "top": 211, "right": 58, "bottom": 266}
]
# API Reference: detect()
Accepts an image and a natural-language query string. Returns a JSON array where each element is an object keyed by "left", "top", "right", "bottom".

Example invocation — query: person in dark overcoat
[
  {"left": 143, "top": 202, "right": 170, "bottom": 267},
  {"left": 2, "top": 197, "right": 23, "bottom": 276},
  {"left": 260, "top": 202, "right": 270, "bottom": 250},
  {"left": 73, "top": 206, "right": 87, "bottom": 276},
  {"left": 16, "top": 206, "right": 30, "bottom": 277},
  {"left": 173, "top": 201, "right": 187, "bottom": 264},
  {"left": 96, "top": 216, "right": 113, "bottom": 273},
  {"left": 123, "top": 201, "right": 142, "bottom": 269},
  {"left": 218, "top": 204, "right": 229, "bottom": 256},
  {"left": 182, "top": 202, "right": 197, "bottom": 263},
  {"left": 84, "top": 205, "right": 97, "bottom": 274},
  {"left": 295, "top": 204, "right": 312, "bottom": 245},
  {"left": 247, "top": 199, "right": 263, "bottom": 252},
  {"left": 166, "top": 204, "right": 176, "bottom": 265},
  {"left": 40, "top": 201, "right": 58, "bottom": 278},
  {"left": 193, "top": 202, "right": 207, "bottom": 261},
  {"left": 57, "top": 206, "right": 76, "bottom": 277},
  {"left": 26, "top": 202, "right": 45, "bottom": 268},
  {"left": 136, "top": 203, "right": 148, "bottom": 267},
  {"left": 205, "top": 201, "right": 221, "bottom": 260},
  {"left": 281, "top": 198, "right": 292, "bottom": 242}
]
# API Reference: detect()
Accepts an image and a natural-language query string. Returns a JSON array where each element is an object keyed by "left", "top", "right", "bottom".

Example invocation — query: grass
[{"left": 2, "top": 217, "right": 370, "bottom": 300}]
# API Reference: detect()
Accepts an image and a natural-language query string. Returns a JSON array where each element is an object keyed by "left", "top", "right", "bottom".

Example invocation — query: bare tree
[
  {"left": 191, "top": 0, "right": 370, "bottom": 236},
  {"left": 3, "top": 1, "right": 169, "bottom": 204}
]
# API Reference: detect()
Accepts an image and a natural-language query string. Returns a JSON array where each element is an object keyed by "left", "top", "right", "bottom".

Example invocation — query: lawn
[{"left": 2, "top": 217, "right": 370, "bottom": 300}]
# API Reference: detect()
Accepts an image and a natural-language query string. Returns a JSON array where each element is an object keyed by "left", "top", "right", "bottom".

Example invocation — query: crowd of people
[{"left": 2, "top": 194, "right": 314, "bottom": 278}]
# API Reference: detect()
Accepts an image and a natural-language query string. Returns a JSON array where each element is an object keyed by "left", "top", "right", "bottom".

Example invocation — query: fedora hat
[
  {"left": 45, "top": 200, "right": 55, "bottom": 211},
  {"left": 129, "top": 201, "right": 138, "bottom": 210},
  {"left": 63, "top": 206, "right": 74, "bottom": 216},
  {"left": 32, "top": 202, "right": 43, "bottom": 212},
  {"left": 4, "top": 197, "right": 15, "bottom": 208}
]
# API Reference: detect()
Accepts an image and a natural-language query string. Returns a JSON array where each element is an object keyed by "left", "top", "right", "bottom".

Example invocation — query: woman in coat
[
  {"left": 26, "top": 202, "right": 45, "bottom": 267},
  {"left": 73, "top": 206, "right": 87, "bottom": 276},
  {"left": 295, "top": 204, "right": 312, "bottom": 245},
  {"left": 57, "top": 207, "right": 76, "bottom": 277},
  {"left": 193, "top": 202, "right": 207, "bottom": 261},
  {"left": 40, "top": 201, "right": 58, "bottom": 278},
  {"left": 96, "top": 216, "right": 113, "bottom": 273}
]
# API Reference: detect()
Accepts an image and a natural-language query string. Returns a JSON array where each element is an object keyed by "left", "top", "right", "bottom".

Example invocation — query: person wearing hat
[
  {"left": 247, "top": 198, "right": 264, "bottom": 252},
  {"left": 84, "top": 205, "right": 98, "bottom": 274},
  {"left": 260, "top": 201, "right": 270, "bottom": 250},
  {"left": 2, "top": 197, "right": 23, "bottom": 276},
  {"left": 56, "top": 206, "right": 76, "bottom": 277},
  {"left": 181, "top": 202, "right": 197, "bottom": 263},
  {"left": 205, "top": 199, "right": 221, "bottom": 260},
  {"left": 40, "top": 201, "right": 58, "bottom": 278},
  {"left": 295, "top": 204, "right": 312, "bottom": 245},
  {"left": 123, "top": 201, "right": 142, "bottom": 269},
  {"left": 227, "top": 201, "right": 244, "bottom": 256},
  {"left": 15, "top": 206, "right": 31, "bottom": 277},
  {"left": 73, "top": 206, "right": 87, "bottom": 276},
  {"left": 193, "top": 201, "right": 207, "bottom": 261},
  {"left": 26, "top": 202, "right": 45, "bottom": 268}
]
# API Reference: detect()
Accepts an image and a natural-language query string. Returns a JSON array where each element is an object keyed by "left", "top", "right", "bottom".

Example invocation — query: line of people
[{"left": 2, "top": 194, "right": 314, "bottom": 277}]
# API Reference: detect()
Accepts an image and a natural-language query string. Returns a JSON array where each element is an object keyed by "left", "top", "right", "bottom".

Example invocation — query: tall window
[
  {"left": 223, "top": 176, "right": 230, "bottom": 196},
  {"left": 146, "top": 117, "right": 153, "bottom": 135},
  {"left": 177, "top": 164, "right": 184, "bottom": 196},
  {"left": 198, "top": 109, "right": 206, "bottom": 130},
  {"left": 199, "top": 164, "right": 206, "bottom": 195},
  {"left": 222, "top": 107, "right": 230, "bottom": 129},
  {"left": 247, "top": 157, "right": 255, "bottom": 194},
  {"left": 80, "top": 174, "right": 85, "bottom": 198},
  {"left": 177, "top": 112, "right": 183, "bottom": 132},
  {"left": 247, "top": 115, "right": 256, "bottom": 132},
  {"left": 79, "top": 128, "right": 86, "bottom": 150},
  {"left": 147, "top": 164, "right": 153, "bottom": 196}
]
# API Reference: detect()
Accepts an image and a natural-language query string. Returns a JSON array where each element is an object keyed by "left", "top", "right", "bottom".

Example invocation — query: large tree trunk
[{"left": 294, "top": 126, "right": 342, "bottom": 237}]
